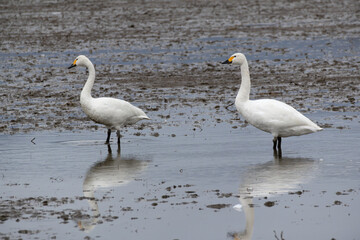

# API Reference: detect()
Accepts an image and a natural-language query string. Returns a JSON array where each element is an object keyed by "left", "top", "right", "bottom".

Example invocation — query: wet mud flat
[
  {"left": 1, "top": 0, "right": 360, "bottom": 239},
  {"left": 0, "top": 0, "right": 359, "bottom": 133}
]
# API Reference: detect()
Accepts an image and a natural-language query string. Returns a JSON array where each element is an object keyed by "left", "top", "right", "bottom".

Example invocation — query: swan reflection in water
[
  {"left": 76, "top": 144, "right": 148, "bottom": 232},
  {"left": 229, "top": 151, "right": 319, "bottom": 240}
]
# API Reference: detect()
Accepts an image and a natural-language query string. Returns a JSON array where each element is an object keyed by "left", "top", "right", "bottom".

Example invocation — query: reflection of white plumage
[
  {"left": 229, "top": 155, "right": 317, "bottom": 240},
  {"left": 68, "top": 55, "right": 149, "bottom": 144},
  {"left": 222, "top": 53, "right": 322, "bottom": 149},
  {"left": 76, "top": 145, "right": 148, "bottom": 232}
]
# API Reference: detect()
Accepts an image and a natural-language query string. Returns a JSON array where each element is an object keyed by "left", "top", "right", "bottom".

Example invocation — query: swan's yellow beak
[
  {"left": 68, "top": 59, "right": 77, "bottom": 69},
  {"left": 222, "top": 56, "right": 234, "bottom": 64}
]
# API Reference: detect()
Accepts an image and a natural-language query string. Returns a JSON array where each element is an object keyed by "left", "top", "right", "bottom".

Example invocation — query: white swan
[
  {"left": 68, "top": 55, "right": 150, "bottom": 144},
  {"left": 222, "top": 53, "right": 322, "bottom": 149}
]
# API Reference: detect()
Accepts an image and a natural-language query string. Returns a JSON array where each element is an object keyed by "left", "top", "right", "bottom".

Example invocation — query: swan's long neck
[
  {"left": 236, "top": 60, "right": 251, "bottom": 103},
  {"left": 80, "top": 60, "right": 95, "bottom": 101}
]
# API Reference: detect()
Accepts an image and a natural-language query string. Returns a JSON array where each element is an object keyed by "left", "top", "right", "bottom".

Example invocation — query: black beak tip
[
  {"left": 222, "top": 60, "right": 231, "bottom": 64},
  {"left": 68, "top": 64, "right": 76, "bottom": 69}
]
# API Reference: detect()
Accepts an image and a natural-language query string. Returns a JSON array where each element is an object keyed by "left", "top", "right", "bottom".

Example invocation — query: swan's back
[
  {"left": 236, "top": 99, "right": 322, "bottom": 137},
  {"left": 81, "top": 97, "right": 149, "bottom": 129}
]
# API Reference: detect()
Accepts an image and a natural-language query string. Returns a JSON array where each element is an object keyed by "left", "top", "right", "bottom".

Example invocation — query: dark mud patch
[
  {"left": 207, "top": 204, "right": 231, "bottom": 210},
  {"left": 0, "top": 196, "right": 77, "bottom": 224},
  {"left": 264, "top": 201, "right": 277, "bottom": 207}
]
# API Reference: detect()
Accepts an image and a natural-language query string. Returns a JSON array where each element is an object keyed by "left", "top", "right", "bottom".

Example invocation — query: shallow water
[
  {"left": 1, "top": 111, "right": 360, "bottom": 239},
  {"left": 1, "top": 0, "right": 360, "bottom": 239}
]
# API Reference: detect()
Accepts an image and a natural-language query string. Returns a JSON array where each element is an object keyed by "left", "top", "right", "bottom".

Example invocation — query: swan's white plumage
[
  {"left": 69, "top": 55, "right": 149, "bottom": 141},
  {"left": 237, "top": 98, "right": 321, "bottom": 137},
  {"left": 223, "top": 53, "right": 322, "bottom": 145},
  {"left": 82, "top": 97, "right": 149, "bottom": 130}
]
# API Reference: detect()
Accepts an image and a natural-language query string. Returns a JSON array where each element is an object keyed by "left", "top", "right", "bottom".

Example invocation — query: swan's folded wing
[
  {"left": 85, "top": 97, "right": 149, "bottom": 127},
  {"left": 240, "top": 99, "right": 320, "bottom": 136}
]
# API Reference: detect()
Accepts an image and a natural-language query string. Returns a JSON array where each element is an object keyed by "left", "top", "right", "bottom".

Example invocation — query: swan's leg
[
  {"left": 105, "top": 129, "right": 111, "bottom": 144},
  {"left": 277, "top": 147, "right": 282, "bottom": 158},
  {"left": 116, "top": 130, "right": 121, "bottom": 145},
  {"left": 273, "top": 137, "right": 277, "bottom": 150},
  {"left": 273, "top": 148, "right": 280, "bottom": 159},
  {"left": 117, "top": 138, "right": 121, "bottom": 154},
  {"left": 277, "top": 137, "right": 282, "bottom": 150},
  {"left": 107, "top": 144, "right": 112, "bottom": 154},
  {"left": 274, "top": 146, "right": 282, "bottom": 159}
]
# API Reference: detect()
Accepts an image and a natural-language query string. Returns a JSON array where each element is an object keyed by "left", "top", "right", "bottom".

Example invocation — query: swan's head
[
  {"left": 68, "top": 55, "right": 90, "bottom": 69},
  {"left": 222, "top": 53, "right": 247, "bottom": 65}
]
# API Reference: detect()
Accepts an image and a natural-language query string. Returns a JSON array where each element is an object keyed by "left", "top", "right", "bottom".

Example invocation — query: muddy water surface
[
  {"left": 1, "top": 0, "right": 360, "bottom": 239},
  {"left": 1, "top": 120, "right": 360, "bottom": 239}
]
